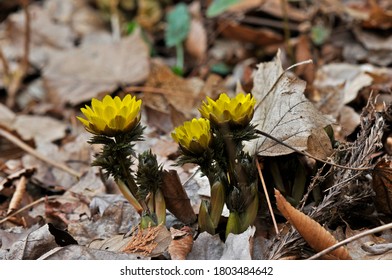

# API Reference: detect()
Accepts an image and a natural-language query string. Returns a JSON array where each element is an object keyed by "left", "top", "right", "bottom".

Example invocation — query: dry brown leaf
[
  {"left": 306, "top": 128, "right": 333, "bottom": 160},
  {"left": 345, "top": 225, "right": 392, "bottom": 260},
  {"left": 353, "top": 27, "right": 392, "bottom": 66},
  {"left": 7, "top": 4, "right": 75, "bottom": 50},
  {"left": 4, "top": 224, "right": 58, "bottom": 260},
  {"left": 337, "top": 106, "right": 360, "bottom": 138},
  {"left": 249, "top": 50, "right": 332, "bottom": 156},
  {"left": 136, "top": 0, "right": 162, "bottom": 30},
  {"left": 68, "top": 201, "right": 139, "bottom": 246},
  {"left": 313, "top": 63, "right": 373, "bottom": 107},
  {"left": 0, "top": 103, "right": 16, "bottom": 131},
  {"left": 168, "top": 226, "right": 193, "bottom": 260},
  {"left": 161, "top": 170, "right": 197, "bottom": 224},
  {"left": 258, "top": 0, "right": 310, "bottom": 22},
  {"left": 218, "top": 19, "right": 283, "bottom": 47},
  {"left": 295, "top": 35, "right": 315, "bottom": 85},
  {"left": 43, "top": 31, "right": 150, "bottom": 106},
  {"left": 13, "top": 115, "right": 67, "bottom": 143},
  {"left": 275, "top": 189, "right": 351, "bottom": 260},
  {"left": 361, "top": 1, "right": 392, "bottom": 29},
  {"left": 372, "top": 159, "right": 392, "bottom": 215},
  {"left": 39, "top": 244, "right": 145, "bottom": 260},
  {"left": 142, "top": 60, "right": 204, "bottom": 132},
  {"left": 185, "top": 18, "right": 207, "bottom": 61}
]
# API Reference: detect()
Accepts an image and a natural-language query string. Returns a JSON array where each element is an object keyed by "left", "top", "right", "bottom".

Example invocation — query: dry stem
[
  {"left": 308, "top": 222, "right": 392, "bottom": 260},
  {"left": 6, "top": 0, "right": 31, "bottom": 108},
  {"left": 0, "top": 127, "right": 82, "bottom": 178},
  {"left": 256, "top": 159, "right": 279, "bottom": 236},
  {"left": 7, "top": 176, "right": 27, "bottom": 214}
]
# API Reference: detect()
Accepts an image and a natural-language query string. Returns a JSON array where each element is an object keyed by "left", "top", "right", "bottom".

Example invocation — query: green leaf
[
  {"left": 165, "top": 3, "right": 190, "bottom": 47},
  {"left": 206, "top": 0, "right": 239, "bottom": 18},
  {"left": 310, "top": 25, "right": 330, "bottom": 46},
  {"left": 171, "top": 65, "right": 184, "bottom": 76},
  {"left": 125, "top": 21, "right": 139, "bottom": 35},
  {"left": 210, "top": 62, "right": 231, "bottom": 75}
]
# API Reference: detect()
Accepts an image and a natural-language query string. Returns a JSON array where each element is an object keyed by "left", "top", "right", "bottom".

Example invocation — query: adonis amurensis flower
[
  {"left": 199, "top": 93, "right": 256, "bottom": 128},
  {"left": 77, "top": 94, "right": 142, "bottom": 137},
  {"left": 171, "top": 118, "right": 212, "bottom": 155}
]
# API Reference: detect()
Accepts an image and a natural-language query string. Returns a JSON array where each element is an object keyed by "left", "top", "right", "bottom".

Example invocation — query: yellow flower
[
  {"left": 172, "top": 118, "right": 211, "bottom": 155},
  {"left": 199, "top": 93, "right": 256, "bottom": 127},
  {"left": 77, "top": 94, "right": 142, "bottom": 137}
]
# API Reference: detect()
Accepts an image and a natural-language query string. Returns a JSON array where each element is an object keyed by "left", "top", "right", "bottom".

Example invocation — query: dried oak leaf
[
  {"left": 168, "top": 226, "right": 193, "bottom": 260},
  {"left": 249, "top": 50, "right": 332, "bottom": 156},
  {"left": 372, "top": 159, "right": 392, "bottom": 215},
  {"left": 275, "top": 189, "right": 351, "bottom": 260}
]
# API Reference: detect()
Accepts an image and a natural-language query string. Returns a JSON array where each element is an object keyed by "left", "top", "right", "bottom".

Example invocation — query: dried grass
[{"left": 267, "top": 100, "right": 387, "bottom": 259}]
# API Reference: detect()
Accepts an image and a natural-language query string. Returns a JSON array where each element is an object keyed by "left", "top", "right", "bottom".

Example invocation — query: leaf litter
[{"left": 1, "top": 0, "right": 392, "bottom": 261}]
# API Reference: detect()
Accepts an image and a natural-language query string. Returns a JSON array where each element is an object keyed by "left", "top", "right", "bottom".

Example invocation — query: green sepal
[
  {"left": 154, "top": 188, "right": 166, "bottom": 225},
  {"left": 210, "top": 181, "right": 225, "bottom": 227},
  {"left": 140, "top": 212, "right": 157, "bottom": 229},
  {"left": 198, "top": 200, "right": 215, "bottom": 235},
  {"left": 240, "top": 187, "right": 258, "bottom": 232},
  {"left": 225, "top": 211, "right": 241, "bottom": 238}
]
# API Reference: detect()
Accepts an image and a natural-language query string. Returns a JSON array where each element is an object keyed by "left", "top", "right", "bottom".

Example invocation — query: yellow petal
[
  {"left": 103, "top": 106, "right": 116, "bottom": 122},
  {"left": 122, "top": 94, "right": 131, "bottom": 104},
  {"left": 90, "top": 115, "right": 107, "bottom": 132},
  {"left": 109, "top": 115, "right": 126, "bottom": 130},
  {"left": 113, "top": 96, "right": 122, "bottom": 110},
  {"left": 102, "top": 95, "right": 115, "bottom": 108},
  {"left": 76, "top": 116, "right": 90, "bottom": 127}
]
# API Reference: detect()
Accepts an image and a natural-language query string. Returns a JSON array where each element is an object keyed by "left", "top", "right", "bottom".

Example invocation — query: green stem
[{"left": 175, "top": 43, "right": 184, "bottom": 72}]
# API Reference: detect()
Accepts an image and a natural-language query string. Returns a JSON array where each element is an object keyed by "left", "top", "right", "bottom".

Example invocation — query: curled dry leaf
[
  {"left": 372, "top": 159, "right": 392, "bottom": 215},
  {"left": 249, "top": 50, "right": 332, "bottom": 156},
  {"left": 168, "top": 226, "right": 193, "bottom": 260},
  {"left": 275, "top": 189, "right": 351, "bottom": 260}
]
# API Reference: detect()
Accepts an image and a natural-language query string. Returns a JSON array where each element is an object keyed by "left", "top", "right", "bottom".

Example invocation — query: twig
[
  {"left": 6, "top": 0, "right": 31, "bottom": 108},
  {"left": 7, "top": 175, "right": 27, "bottom": 214},
  {"left": 124, "top": 86, "right": 184, "bottom": 97},
  {"left": 280, "top": 0, "right": 294, "bottom": 63},
  {"left": 0, "top": 48, "right": 10, "bottom": 79},
  {"left": 0, "top": 127, "right": 82, "bottom": 178},
  {"left": 110, "top": 0, "right": 121, "bottom": 42},
  {"left": 307, "top": 222, "right": 392, "bottom": 260},
  {"left": 256, "top": 129, "right": 371, "bottom": 171},
  {"left": 256, "top": 159, "right": 279, "bottom": 236},
  {"left": 0, "top": 195, "right": 60, "bottom": 224}
]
